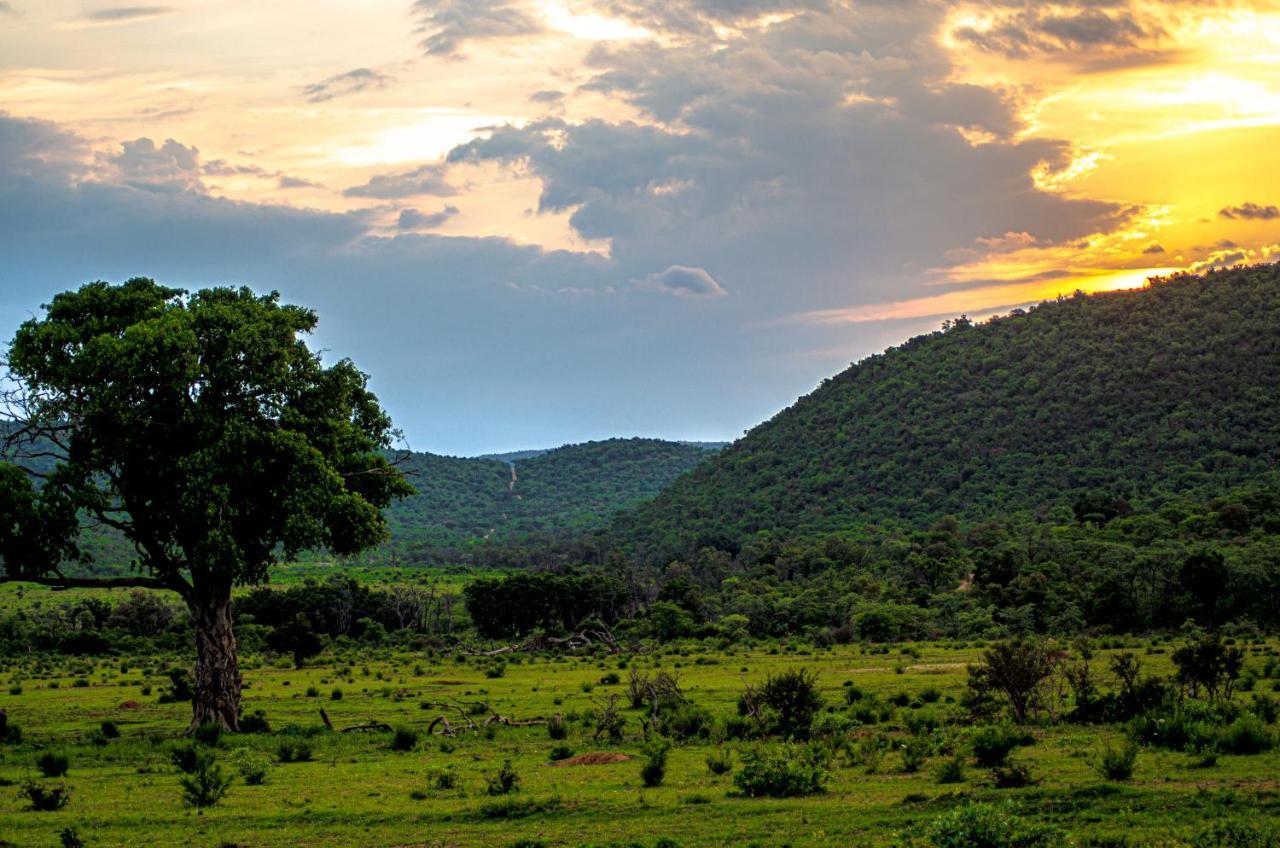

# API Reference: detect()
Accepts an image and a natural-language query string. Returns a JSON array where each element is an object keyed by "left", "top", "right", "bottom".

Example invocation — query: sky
[{"left": 2, "top": 1, "right": 1279, "bottom": 456}]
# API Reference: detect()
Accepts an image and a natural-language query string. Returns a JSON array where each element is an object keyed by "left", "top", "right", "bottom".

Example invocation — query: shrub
[
  {"left": 232, "top": 750, "right": 271, "bottom": 786},
  {"left": 990, "top": 761, "right": 1037, "bottom": 789},
  {"left": 934, "top": 755, "right": 966, "bottom": 784},
  {"left": 239, "top": 710, "right": 271, "bottom": 734},
  {"left": 1128, "top": 700, "right": 1223, "bottom": 753},
  {"left": 36, "top": 752, "right": 70, "bottom": 778},
  {"left": 1218, "top": 715, "right": 1274, "bottom": 755},
  {"left": 486, "top": 760, "right": 521, "bottom": 796},
  {"left": 970, "top": 724, "right": 1032, "bottom": 768},
  {"left": 733, "top": 743, "right": 829, "bottom": 798},
  {"left": 276, "top": 741, "right": 313, "bottom": 763},
  {"left": 660, "top": 701, "right": 714, "bottom": 741},
  {"left": 22, "top": 780, "right": 71, "bottom": 812},
  {"left": 548, "top": 745, "right": 574, "bottom": 762},
  {"left": 641, "top": 740, "right": 670, "bottom": 787},
  {"left": 1192, "top": 820, "right": 1280, "bottom": 848},
  {"left": 59, "top": 827, "right": 86, "bottom": 848},
  {"left": 170, "top": 743, "right": 203, "bottom": 774},
  {"left": 191, "top": 721, "right": 222, "bottom": 747},
  {"left": 430, "top": 765, "right": 459, "bottom": 790},
  {"left": 917, "top": 802, "right": 1067, "bottom": 848},
  {"left": 99, "top": 720, "right": 121, "bottom": 739},
  {"left": 180, "top": 752, "right": 233, "bottom": 808},
  {"left": 705, "top": 748, "right": 733, "bottom": 775},
  {"left": 391, "top": 728, "right": 419, "bottom": 752},
  {"left": 1251, "top": 694, "right": 1279, "bottom": 725},
  {"left": 1092, "top": 740, "right": 1139, "bottom": 781},
  {"left": 901, "top": 737, "right": 931, "bottom": 773},
  {"left": 753, "top": 669, "right": 824, "bottom": 740},
  {"left": 330, "top": 688, "right": 344, "bottom": 701},
  {"left": 547, "top": 714, "right": 568, "bottom": 740}
]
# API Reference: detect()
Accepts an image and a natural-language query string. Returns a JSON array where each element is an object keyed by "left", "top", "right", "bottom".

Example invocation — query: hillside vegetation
[
  {"left": 371, "top": 438, "right": 719, "bottom": 562},
  {"left": 617, "top": 265, "right": 1280, "bottom": 562}
]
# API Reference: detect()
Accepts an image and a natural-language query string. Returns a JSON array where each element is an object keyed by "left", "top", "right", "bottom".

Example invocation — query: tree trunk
[{"left": 188, "top": 586, "right": 241, "bottom": 732}]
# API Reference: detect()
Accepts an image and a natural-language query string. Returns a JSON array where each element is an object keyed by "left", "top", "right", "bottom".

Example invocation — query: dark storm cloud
[
  {"left": 1219, "top": 202, "right": 1280, "bottom": 220},
  {"left": 302, "top": 68, "right": 392, "bottom": 103},
  {"left": 411, "top": 0, "right": 542, "bottom": 57}
]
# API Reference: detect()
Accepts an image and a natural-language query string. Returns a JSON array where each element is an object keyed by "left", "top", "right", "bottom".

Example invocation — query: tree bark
[{"left": 188, "top": 585, "right": 241, "bottom": 732}]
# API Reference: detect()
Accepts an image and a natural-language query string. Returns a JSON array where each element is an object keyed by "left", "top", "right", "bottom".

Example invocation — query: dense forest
[{"left": 614, "top": 265, "right": 1280, "bottom": 564}]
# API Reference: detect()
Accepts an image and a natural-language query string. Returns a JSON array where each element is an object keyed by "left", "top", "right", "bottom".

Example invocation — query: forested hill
[
  {"left": 374, "top": 438, "right": 720, "bottom": 561},
  {"left": 615, "top": 264, "right": 1280, "bottom": 562}
]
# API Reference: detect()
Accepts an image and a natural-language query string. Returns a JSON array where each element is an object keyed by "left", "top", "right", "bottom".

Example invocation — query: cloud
[
  {"left": 0, "top": 3, "right": 20, "bottom": 16},
  {"left": 1142, "top": 242, "right": 1165, "bottom": 254},
  {"left": 592, "top": 0, "right": 830, "bottom": 36},
  {"left": 397, "top": 205, "right": 460, "bottom": 229},
  {"left": 950, "top": 4, "right": 1172, "bottom": 67},
  {"left": 1219, "top": 202, "right": 1280, "bottom": 220},
  {"left": 278, "top": 175, "right": 321, "bottom": 189},
  {"left": 78, "top": 6, "right": 172, "bottom": 24},
  {"left": 343, "top": 164, "right": 457, "bottom": 199},
  {"left": 302, "top": 68, "right": 392, "bottom": 103},
  {"left": 529, "top": 90, "right": 564, "bottom": 104},
  {"left": 411, "top": 0, "right": 542, "bottom": 57},
  {"left": 639, "top": 265, "right": 726, "bottom": 298},
  {"left": 109, "top": 137, "right": 204, "bottom": 193}
]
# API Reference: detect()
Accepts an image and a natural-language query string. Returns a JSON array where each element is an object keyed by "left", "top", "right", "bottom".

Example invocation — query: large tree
[{"left": 0, "top": 279, "right": 412, "bottom": 730}]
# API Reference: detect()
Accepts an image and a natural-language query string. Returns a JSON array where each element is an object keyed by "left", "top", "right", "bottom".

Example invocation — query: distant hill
[
  {"left": 370, "top": 437, "right": 721, "bottom": 562},
  {"left": 476, "top": 441, "right": 727, "bottom": 464},
  {"left": 614, "top": 264, "right": 1280, "bottom": 562}
]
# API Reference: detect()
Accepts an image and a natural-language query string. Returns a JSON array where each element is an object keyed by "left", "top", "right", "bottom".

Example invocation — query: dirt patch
[
  {"left": 554, "top": 752, "right": 633, "bottom": 767},
  {"left": 118, "top": 701, "right": 144, "bottom": 710}
]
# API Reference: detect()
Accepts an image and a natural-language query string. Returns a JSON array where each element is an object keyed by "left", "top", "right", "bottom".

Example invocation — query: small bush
[
  {"left": 239, "top": 710, "right": 271, "bottom": 734},
  {"left": 705, "top": 748, "right": 733, "bottom": 775},
  {"left": 391, "top": 728, "right": 419, "bottom": 752},
  {"left": 548, "top": 745, "right": 574, "bottom": 762},
  {"left": 330, "top": 688, "right": 344, "bottom": 701},
  {"left": 1219, "top": 715, "right": 1273, "bottom": 755},
  {"left": 970, "top": 724, "right": 1032, "bottom": 768},
  {"left": 934, "top": 755, "right": 965, "bottom": 784},
  {"left": 917, "top": 802, "right": 1067, "bottom": 848},
  {"left": 990, "top": 761, "right": 1037, "bottom": 789},
  {"left": 547, "top": 714, "right": 568, "bottom": 740},
  {"left": 22, "top": 780, "right": 71, "bottom": 812},
  {"left": 733, "top": 743, "right": 829, "bottom": 798},
  {"left": 99, "top": 720, "right": 121, "bottom": 739},
  {"left": 276, "top": 741, "right": 313, "bottom": 763},
  {"left": 179, "top": 752, "right": 233, "bottom": 808},
  {"left": 1093, "top": 740, "right": 1139, "bottom": 781},
  {"left": 901, "top": 737, "right": 931, "bottom": 774},
  {"left": 191, "top": 721, "right": 222, "bottom": 748},
  {"left": 36, "top": 752, "right": 70, "bottom": 778},
  {"left": 430, "top": 765, "right": 459, "bottom": 790},
  {"left": 641, "top": 740, "right": 670, "bottom": 787},
  {"left": 171, "top": 743, "right": 203, "bottom": 774},
  {"left": 1192, "top": 820, "right": 1280, "bottom": 848},
  {"left": 486, "top": 760, "right": 521, "bottom": 796},
  {"left": 59, "top": 827, "right": 86, "bottom": 848},
  {"left": 232, "top": 750, "right": 271, "bottom": 786}
]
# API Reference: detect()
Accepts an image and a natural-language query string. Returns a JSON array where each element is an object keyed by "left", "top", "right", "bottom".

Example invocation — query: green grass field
[{"left": 2, "top": 635, "right": 1279, "bottom": 848}]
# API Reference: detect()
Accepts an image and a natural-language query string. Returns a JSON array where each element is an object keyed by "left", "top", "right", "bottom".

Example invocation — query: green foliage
[
  {"left": 733, "top": 743, "right": 830, "bottom": 798},
  {"left": 1218, "top": 715, "right": 1274, "bottom": 755},
  {"left": 21, "top": 780, "right": 70, "bottom": 812},
  {"left": 753, "top": 668, "right": 825, "bottom": 740},
  {"left": 391, "top": 728, "right": 420, "bottom": 752},
  {"left": 904, "top": 802, "right": 1067, "bottom": 848},
  {"left": 705, "top": 748, "right": 733, "bottom": 775},
  {"left": 464, "top": 572, "right": 626, "bottom": 639},
  {"left": 1092, "top": 739, "right": 1139, "bottom": 781},
  {"left": 933, "top": 755, "right": 966, "bottom": 784},
  {"left": 485, "top": 760, "right": 521, "bottom": 796},
  {"left": 179, "top": 751, "right": 232, "bottom": 808},
  {"left": 276, "top": 741, "right": 313, "bottom": 763},
  {"left": 1193, "top": 820, "right": 1280, "bottom": 848},
  {"left": 231, "top": 750, "right": 271, "bottom": 786},
  {"left": 547, "top": 715, "right": 568, "bottom": 740},
  {"left": 35, "top": 751, "right": 69, "bottom": 778},
  {"left": 640, "top": 740, "right": 670, "bottom": 787},
  {"left": 970, "top": 724, "right": 1033, "bottom": 768}
]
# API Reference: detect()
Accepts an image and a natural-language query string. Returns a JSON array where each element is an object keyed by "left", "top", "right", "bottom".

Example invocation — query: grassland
[{"left": 2, "top": 630, "right": 1278, "bottom": 848}]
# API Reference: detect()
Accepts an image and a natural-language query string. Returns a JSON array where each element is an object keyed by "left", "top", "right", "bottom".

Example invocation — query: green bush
[
  {"left": 22, "top": 780, "right": 71, "bottom": 812},
  {"left": 179, "top": 751, "right": 232, "bottom": 808},
  {"left": 430, "top": 765, "right": 459, "bottom": 790},
  {"left": 990, "top": 762, "right": 1037, "bottom": 789},
  {"left": 36, "top": 751, "right": 70, "bottom": 778},
  {"left": 705, "top": 748, "right": 733, "bottom": 775},
  {"left": 901, "top": 736, "right": 931, "bottom": 773},
  {"left": 733, "top": 743, "right": 829, "bottom": 798},
  {"left": 1218, "top": 714, "right": 1274, "bottom": 755},
  {"left": 911, "top": 802, "right": 1067, "bottom": 848},
  {"left": 1092, "top": 740, "right": 1139, "bottom": 781},
  {"left": 1192, "top": 820, "right": 1280, "bottom": 848},
  {"left": 99, "top": 720, "right": 120, "bottom": 739},
  {"left": 934, "top": 755, "right": 966, "bottom": 784},
  {"left": 970, "top": 724, "right": 1032, "bottom": 768},
  {"left": 391, "top": 728, "right": 419, "bottom": 752},
  {"left": 170, "top": 743, "right": 202, "bottom": 774},
  {"left": 548, "top": 745, "right": 574, "bottom": 762},
  {"left": 641, "top": 740, "right": 670, "bottom": 787},
  {"left": 232, "top": 750, "right": 271, "bottom": 786},
  {"left": 547, "top": 714, "right": 568, "bottom": 740},
  {"left": 276, "top": 741, "right": 314, "bottom": 763},
  {"left": 191, "top": 721, "right": 222, "bottom": 747},
  {"left": 239, "top": 710, "right": 272, "bottom": 734},
  {"left": 486, "top": 760, "right": 521, "bottom": 796},
  {"left": 1128, "top": 700, "right": 1224, "bottom": 752}
]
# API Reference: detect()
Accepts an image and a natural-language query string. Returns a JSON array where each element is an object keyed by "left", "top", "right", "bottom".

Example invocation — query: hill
[
  {"left": 369, "top": 437, "right": 720, "bottom": 562},
  {"left": 615, "top": 265, "right": 1280, "bottom": 562}
]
